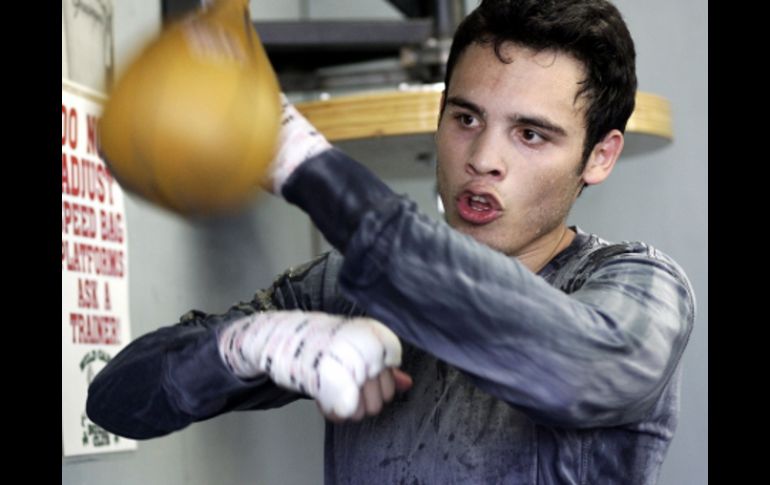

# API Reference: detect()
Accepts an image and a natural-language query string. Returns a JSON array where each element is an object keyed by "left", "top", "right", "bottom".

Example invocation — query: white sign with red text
[{"left": 62, "top": 79, "right": 136, "bottom": 456}]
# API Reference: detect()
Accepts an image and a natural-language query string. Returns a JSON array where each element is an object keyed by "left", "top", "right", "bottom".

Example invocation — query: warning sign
[{"left": 62, "top": 79, "right": 136, "bottom": 456}]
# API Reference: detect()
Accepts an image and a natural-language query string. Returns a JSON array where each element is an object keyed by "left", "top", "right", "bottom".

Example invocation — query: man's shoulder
[
  {"left": 572, "top": 227, "right": 682, "bottom": 267},
  {"left": 284, "top": 250, "right": 340, "bottom": 281},
  {"left": 262, "top": 250, "right": 361, "bottom": 315},
  {"left": 558, "top": 228, "right": 693, "bottom": 296}
]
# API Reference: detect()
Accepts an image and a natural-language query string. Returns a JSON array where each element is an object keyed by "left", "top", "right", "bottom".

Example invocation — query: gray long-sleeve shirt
[
  {"left": 324, "top": 227, "right": 692, "bottom": 484},
  {"left": 88, "top": 149, "right": 695, "bottom": 484}
]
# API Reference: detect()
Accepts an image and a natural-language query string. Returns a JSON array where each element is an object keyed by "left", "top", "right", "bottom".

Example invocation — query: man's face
[{"left": 436, "top": 41, "right": 590, "bottom": 259}]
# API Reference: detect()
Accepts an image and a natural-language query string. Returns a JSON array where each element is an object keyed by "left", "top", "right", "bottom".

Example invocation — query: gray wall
[{"left": 62, "top": 0, "right": 707, "bottom": 483}]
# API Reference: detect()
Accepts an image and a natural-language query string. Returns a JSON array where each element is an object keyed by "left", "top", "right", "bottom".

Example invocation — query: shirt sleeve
[
  {"left": 86, "top": 251, "right": 351, "bottom": 439},
  {"left": 283, "top": 148, "right": 696, "bottom": 428}
]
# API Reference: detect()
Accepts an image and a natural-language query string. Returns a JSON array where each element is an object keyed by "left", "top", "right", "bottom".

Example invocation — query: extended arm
[
  {"left": 86, "top": 253, "right": 357, "bottom": 439},
  {"left": 281, "top": 148, "right": 695, "bottom": 428}
]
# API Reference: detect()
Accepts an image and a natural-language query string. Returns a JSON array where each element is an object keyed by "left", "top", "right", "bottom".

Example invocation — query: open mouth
[{"left": 456, "top": 191, "right": 503, "bottom": 225}]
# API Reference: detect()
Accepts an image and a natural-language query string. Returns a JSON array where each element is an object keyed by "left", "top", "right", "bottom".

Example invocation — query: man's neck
[{"left": 519, "top": 225, "right": 576, "bottom": 273}]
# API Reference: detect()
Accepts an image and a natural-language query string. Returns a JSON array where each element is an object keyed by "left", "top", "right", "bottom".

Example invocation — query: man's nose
[{"left": 466, "top": 129, "right": 507, "bottom": 180}]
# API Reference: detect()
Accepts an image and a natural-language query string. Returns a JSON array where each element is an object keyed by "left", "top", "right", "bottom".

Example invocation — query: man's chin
[{"left": 451, "top": 223, "right": 511, "bottom": 254}]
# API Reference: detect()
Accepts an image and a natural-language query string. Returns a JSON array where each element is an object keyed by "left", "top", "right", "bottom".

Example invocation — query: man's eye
[
  {"left": 455, "top": 114, "right": 477, "bottom": 127},
  {"left": 522, "top": 129, "right": 546, "bottom": 144}
]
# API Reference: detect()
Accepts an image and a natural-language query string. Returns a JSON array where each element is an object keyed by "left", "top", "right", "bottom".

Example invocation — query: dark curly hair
[{"left": 444, "top": 0, "right": 637, "bottom": 168}]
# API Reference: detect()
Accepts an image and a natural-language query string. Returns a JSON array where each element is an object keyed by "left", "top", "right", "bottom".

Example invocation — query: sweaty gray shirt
[
  {"left": 87, "top": 225, "right": 693, "bottom": 484},
  {"left": 324, "top": 226, "right": 693, "bottom": 485}
]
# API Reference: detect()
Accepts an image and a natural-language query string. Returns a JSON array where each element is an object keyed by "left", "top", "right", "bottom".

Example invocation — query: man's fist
[
  {"left": 320, "top": 368, "right": 414, "bottom": 423},
  {"left": 218, "top": 311, "right": 405, "bottom": 418}
]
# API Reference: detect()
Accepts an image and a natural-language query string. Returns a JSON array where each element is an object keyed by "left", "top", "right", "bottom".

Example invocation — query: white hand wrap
[
  {"left": 218, "top": 311, "right": 402, "bottom": 418},
  {"left": 270, "top": 94, "right": 332, "bottom": 194}
]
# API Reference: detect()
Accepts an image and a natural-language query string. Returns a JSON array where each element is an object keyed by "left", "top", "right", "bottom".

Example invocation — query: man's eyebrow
[
  {"left": 445, "top": 96, "right": 486, "bottom": 119},
  {"left": 509, "top": 114, "right": 568, "bottom": 137}
]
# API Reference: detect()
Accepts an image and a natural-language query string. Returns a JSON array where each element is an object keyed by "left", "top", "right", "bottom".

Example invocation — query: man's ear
[{"left": 581, "top": 129, "right": 624, "bottom": 186}]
